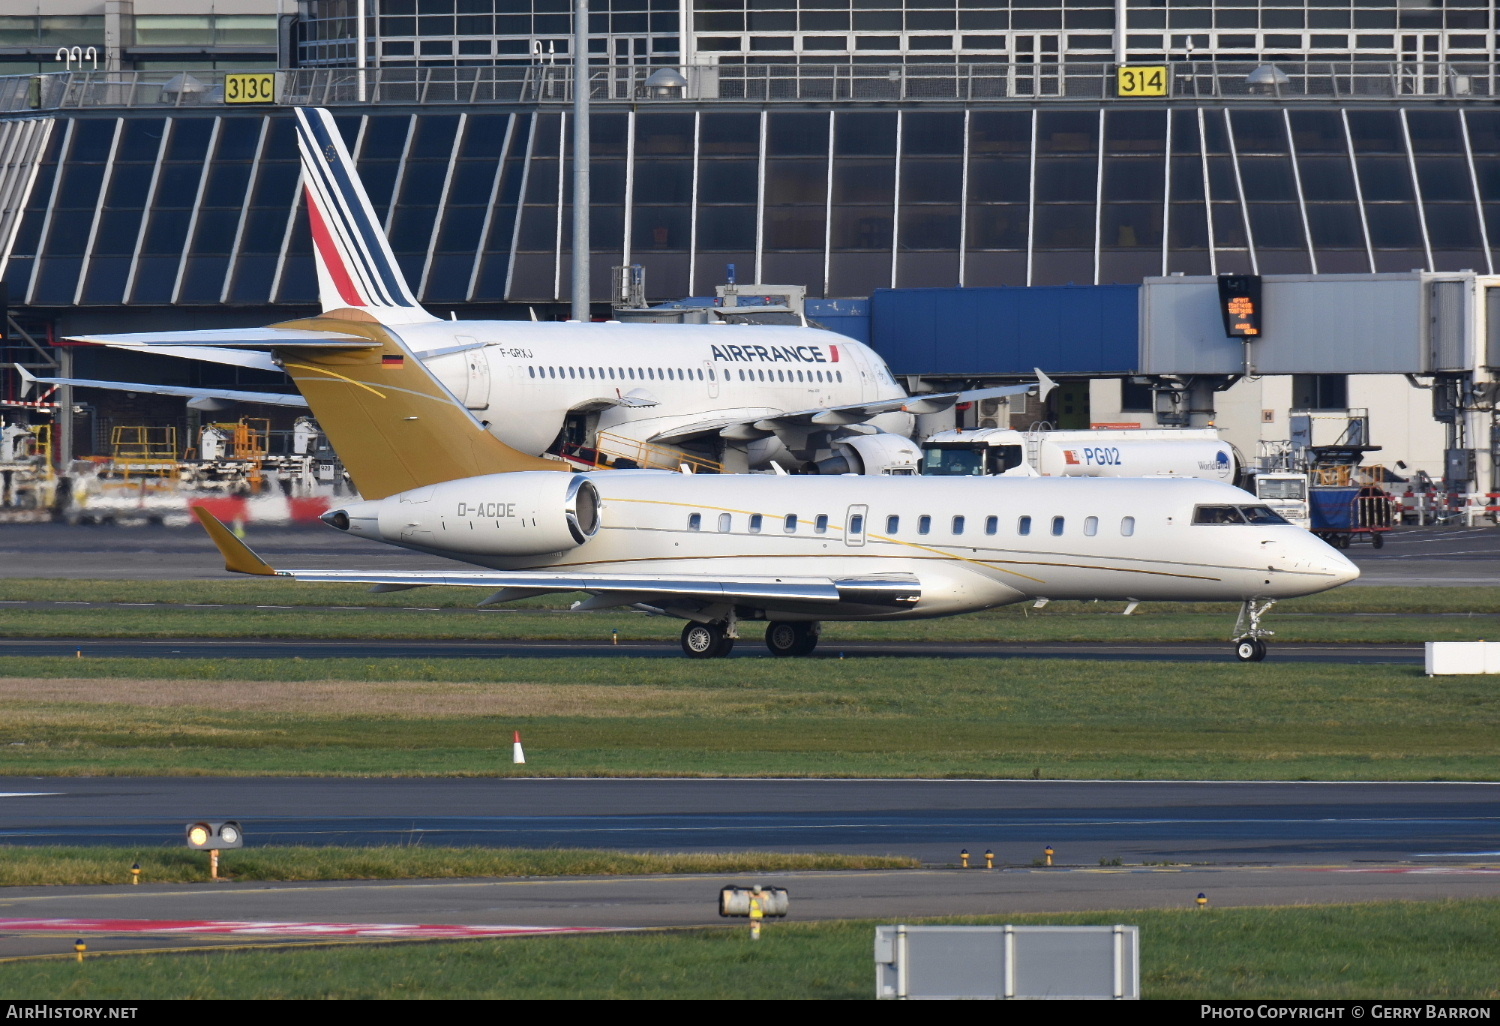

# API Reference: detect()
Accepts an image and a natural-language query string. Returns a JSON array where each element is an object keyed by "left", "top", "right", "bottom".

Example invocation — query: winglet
[
  {"left": 1034, "top": 368, "right": 1058, "bottom": 402},
  {"left": 13, "top": 363, "right": 35, "bottom": 397},
  {"left": 192, "top": 506, "right": 279, "bottom": 576}
]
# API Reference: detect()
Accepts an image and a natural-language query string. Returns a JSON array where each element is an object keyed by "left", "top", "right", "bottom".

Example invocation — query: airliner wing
[{"left": 649, "top": 373, "right": 1054, "bottom": 444}]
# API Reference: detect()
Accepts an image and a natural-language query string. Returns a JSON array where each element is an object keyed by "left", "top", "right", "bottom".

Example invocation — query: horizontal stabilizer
[
  {"left": 64, "top": 327, "right": 377, "bottom": 349},
  {"left": 15, "top": 366, "right": 305, "bottom": 408}
]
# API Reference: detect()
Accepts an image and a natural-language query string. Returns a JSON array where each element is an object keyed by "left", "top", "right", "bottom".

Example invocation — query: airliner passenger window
[
  {"left": 588, "top": 367, "right": 595, "bottom": 379},
  {"left": 528, "top": 367, "right": 535, "bottom": 378},
  {"left": 784, "top": 514, "right": 797, "bottom": 533},
  {"left": 918, "top": 515, "right": 931, "bottom": 535},
  {"left": 749, "top": 514, "right": 763, "bottom": 533},
  {"left": 952, "top": 515, "right": 965, "bottom": 535},
  {"left": 1192, "top": 506, "right": 1246, "bottom": 525},
  {"left": 628, "top": 368, "right": 635, "bottom": 379},
  {"left": 985, "top": 516, "right": 998, "bottom": 535},
  {"left": 1051, "top": 516, "right": 1065, "bottom": 536},
  {"left": 548, "top": 367, "right": 556, "bottom": 378},
  {"left": 738, "top": 370, "right": 745, "bottom": 381},
  {"left": 688, "top": 513, "right": 701, "bottom": 531},
  {"left": 568, "top": 367, "right": 575, "bottom": 378},
  {"left": 815, "top": 514, "right": 829, "bottom": 533},
  {"left": 886, "top": 515, "right": 899, "bottom": 534},
  {"left": 718, "top": 513, "right": 732, "bottom": 532},
  {"left": 1121, "top": 516, "right": 1135, "bottom": 536},
  {"left": 1084, "top": 516, "right": 1098, "bottom": 537},
  {"left": 1018, "top": 516, "right": 1031, "bottom": 535}
]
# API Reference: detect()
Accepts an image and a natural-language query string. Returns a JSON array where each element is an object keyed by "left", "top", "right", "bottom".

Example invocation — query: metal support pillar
[{"left": 570, "top": 0, "right": 591, "bottom": 322}]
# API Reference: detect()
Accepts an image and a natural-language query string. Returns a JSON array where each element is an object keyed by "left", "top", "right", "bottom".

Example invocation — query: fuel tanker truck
[{"left": 918, "top": 427, "right": 1242, "bottom": 485}]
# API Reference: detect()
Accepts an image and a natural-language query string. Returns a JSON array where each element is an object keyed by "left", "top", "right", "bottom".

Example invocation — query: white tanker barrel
[{"left": 1036, "top": 438, "right": 1236, "bottom": 482}]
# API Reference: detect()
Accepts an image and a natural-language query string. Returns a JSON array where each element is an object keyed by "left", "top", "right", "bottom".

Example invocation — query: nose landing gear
[{"left": 1232, "top": 598, "right": 1276, "bottom": 662}]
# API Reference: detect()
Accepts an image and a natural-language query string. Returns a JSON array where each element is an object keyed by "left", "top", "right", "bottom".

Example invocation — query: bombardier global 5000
[
  {"left": 46, "top": 107, "right": 1040, "bottom": 476},
  {"left": 193, "top": 304, "right": 1360, "bottom": 662}
]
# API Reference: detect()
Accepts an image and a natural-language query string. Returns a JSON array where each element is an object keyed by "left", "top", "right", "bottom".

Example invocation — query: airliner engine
[
  {"left": 809, "top": 433, "right": 922, "bottom": 476},
  {"left": 323, "top": 471, "right": 600, "bottom": 556}
]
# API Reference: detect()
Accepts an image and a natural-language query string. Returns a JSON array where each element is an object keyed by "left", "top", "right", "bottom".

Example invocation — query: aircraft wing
[
  {"left": 193, "top": 508, "right": 919, "bottom": 608},
  {"left": 68, "top": 343, "right": 284, "bottom": 373},
  {"left": 14, "top": 366, "right": 307, "bottom": 407},
  {"left": 649, "top": 372, "right": 1055, "bottom": 443}
]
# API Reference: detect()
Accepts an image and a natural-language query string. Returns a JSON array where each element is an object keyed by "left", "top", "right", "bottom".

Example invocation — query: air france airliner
[{"left": 49, "top": 107, "right": 1038, "bottom": 476}]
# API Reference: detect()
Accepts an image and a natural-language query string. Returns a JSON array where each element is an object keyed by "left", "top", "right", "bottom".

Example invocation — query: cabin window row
[
  {"left": 685, "top": 512, "right": 1139, "bottom": 538},
  {"left": 529, "top": 365, "right": 715, "bottom": 381},
  {"left": 525, "top": 365, "right": 845, "bottom": 385},
  {"left": 735, "top": 368, "right": 843, "bottom": 384}
]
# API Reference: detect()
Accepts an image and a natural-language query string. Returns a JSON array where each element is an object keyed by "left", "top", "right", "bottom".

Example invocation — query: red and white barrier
[{"left": 0, "top": 917, "right": 621, "bottom": 940}]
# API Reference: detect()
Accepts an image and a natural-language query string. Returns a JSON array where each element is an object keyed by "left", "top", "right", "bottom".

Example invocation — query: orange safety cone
[{"left": 512, "top": 730, "right": 526, "bottom": 765}]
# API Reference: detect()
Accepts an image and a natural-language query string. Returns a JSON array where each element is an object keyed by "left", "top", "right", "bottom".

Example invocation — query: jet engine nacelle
[
  {"left": 810, "top": 432, "right": 921, "bottom": 476},
  {"left": 324, "top": 471, "right": 600, "bottom": 557}
]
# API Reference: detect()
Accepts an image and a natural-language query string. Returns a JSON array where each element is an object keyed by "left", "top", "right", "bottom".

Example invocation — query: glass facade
[
  {"left": 298, "top": 1, "right": 1496, "bottom": 69},
  {"left": 4, "top": 103, "right": 1496, "bottom": 309}
]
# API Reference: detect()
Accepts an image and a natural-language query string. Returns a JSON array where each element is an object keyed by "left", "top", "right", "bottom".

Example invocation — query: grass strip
[
  {"left": 0, "top": 846, "right": 918, "bottom": 887},
  {"left": 3, "top": 601, "right": 1500, "bottom": 644},
  {"left": 0, "top": 657, "right": 1495, "bottom": 779},
  {"left": 3, "top": 902, "right": 1497, "bottom": 999}
]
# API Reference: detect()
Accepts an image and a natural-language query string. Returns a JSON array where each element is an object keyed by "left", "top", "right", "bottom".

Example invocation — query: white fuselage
[
  {"left": 337, "top": 473, "right": 1358, "bottom": 621},
  {"left": 400, "top": 320, "right": 910, "bottom": 465}
]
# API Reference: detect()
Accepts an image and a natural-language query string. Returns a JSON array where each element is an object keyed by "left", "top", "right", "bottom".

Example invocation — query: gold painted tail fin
[{"left": 269, "top": 312, "right": 567, "bottom": 500}]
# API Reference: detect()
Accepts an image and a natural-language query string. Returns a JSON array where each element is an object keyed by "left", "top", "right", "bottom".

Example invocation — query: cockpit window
[
  {"left": 1193, "top": 505, "right": 1289, "bottom": 525},
  {"left": 1239, "top": 505, "right": 1289, "bottom": 525},
  {"left": 1193, "top": 506, "right": 1246, "bottom": 525}
]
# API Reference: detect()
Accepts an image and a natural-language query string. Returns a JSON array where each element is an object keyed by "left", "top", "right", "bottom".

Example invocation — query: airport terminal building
[{"left": 0, "top": 1, "right": 1495, "bottom": 478}]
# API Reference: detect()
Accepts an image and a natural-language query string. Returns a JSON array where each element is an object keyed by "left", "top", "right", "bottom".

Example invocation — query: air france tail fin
[{"left": 293, "top": 107, "right": 438, "bottom": 325}]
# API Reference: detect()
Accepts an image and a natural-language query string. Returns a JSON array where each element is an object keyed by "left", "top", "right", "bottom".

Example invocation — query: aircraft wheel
[
  {"left": 682, "top": 622, "right": 729, "bottom": 659},
  {"left": 765, "top": 622, "right": 818, "bottom": 657},
  {"left": 1234, "top": 638, "right": 1267, "bottom": 662}
]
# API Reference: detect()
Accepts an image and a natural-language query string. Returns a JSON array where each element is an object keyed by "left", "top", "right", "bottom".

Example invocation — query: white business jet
[
  {"left": 192, "top": 302, "right": 1359, "bottom": 662},
  {"left": 46, "top": 107, "right": 1042, "bottom": 475}
]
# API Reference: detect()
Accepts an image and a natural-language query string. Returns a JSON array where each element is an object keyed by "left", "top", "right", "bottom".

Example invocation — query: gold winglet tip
[{"left": 191, "top": 506, "right": 278, "bottom": 577}]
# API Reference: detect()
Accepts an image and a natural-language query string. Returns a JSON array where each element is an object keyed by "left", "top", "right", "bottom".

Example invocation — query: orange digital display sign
[{"left": 1217, "top": 274, "right": 1262, "bottom": 339}]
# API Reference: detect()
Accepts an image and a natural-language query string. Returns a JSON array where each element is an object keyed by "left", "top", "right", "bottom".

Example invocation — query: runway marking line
[{"left": 0, "top": 917, "right": 627, "bottom": 940}]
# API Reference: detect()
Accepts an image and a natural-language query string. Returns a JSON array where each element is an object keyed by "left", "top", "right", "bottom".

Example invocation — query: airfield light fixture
[{"left": 186, "top": 820, "right": 244, "bottom": 881}]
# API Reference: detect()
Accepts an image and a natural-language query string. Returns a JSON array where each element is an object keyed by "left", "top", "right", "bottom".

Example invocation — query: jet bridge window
[
  {"left": 952, "top": 515, "right": 965, "bottom": 535},
  {"left": 718, "top": 513, "right": 732, "bottom": 532},
  {"left": 918, "top": 515, "right": 931, "bottom": 535},
  {"left": 1018, "top": 516, "right": 1032, "bottom": 535},
  {"left": 688, "top": 513, "right": 702, "bottom": 531},
  {"left": 886, "top": 515, "right": 899, "bottom": 534},
  {"left": 1051, "top": 516, "right": 1065, "bottom": 536},
  {"left": 1121, "top": 516, "right": 1135, "bottom": 536},
  {"left": 784, "top": 514, "right": 797, "bottom": 533},
  {"left": 1084, "top": 516, "right": 1098, "bottom": 537},
  {"left": 749, "top": 514, "right": 763, "bottom": 533},
  {"left": 985, "top": 516, "right": 998, "bottom": 535},
  {"left": 815, "top": 514, "right": 829, "bottom": 534}
]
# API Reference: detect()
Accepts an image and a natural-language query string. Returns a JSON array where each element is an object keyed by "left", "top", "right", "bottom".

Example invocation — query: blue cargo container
[{"left": 869, "top": 285, "right": 1140, "bottom": 376}]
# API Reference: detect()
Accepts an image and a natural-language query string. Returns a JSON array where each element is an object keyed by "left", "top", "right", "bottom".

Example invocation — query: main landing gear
[
  {"left": 680, "top": 619, "right": 823, "bottom": 658},
  {"left": 1232, "top": 598, "right": 1276, "bottom": 662},
  {"left": 764, "top": 621, "right": 820, "bottom": 657},
  {"left": 681, "top": 621, "right": 736, "bottom": 659}
]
